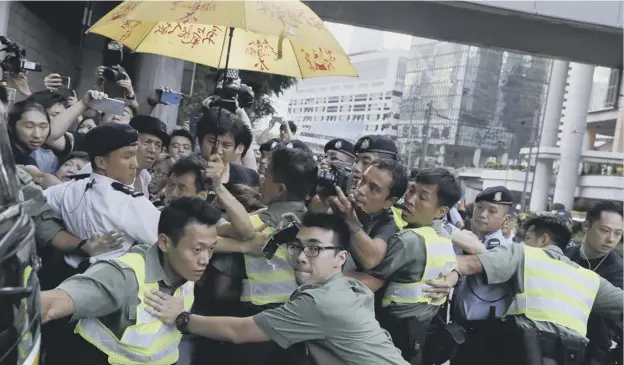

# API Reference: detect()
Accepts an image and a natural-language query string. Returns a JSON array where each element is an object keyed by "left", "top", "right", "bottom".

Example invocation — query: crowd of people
[{"left": 1, "top": 64, "right": 623, "bottom": 365}]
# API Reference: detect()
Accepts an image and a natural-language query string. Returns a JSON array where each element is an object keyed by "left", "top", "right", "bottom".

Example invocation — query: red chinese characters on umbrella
[
  {"left": 255, "top": 2, "right": 323, "bottom": 30},
  {"left": 170, "top": 1, "right": 217, "bottom": 23},
  {"left": 107, "top": 2, "right": 139, "bottom": 23},
  {"left": 246, "top": 38, "right": 278, "bottom": 71},
  {"left": 301, "top": 48, "right": 336, "bottom": 72},
  {"left": 154, "top": 22, "right": 222, "bottom": 49},
  {"left": 120, "top": 20, "right": 142, "bottom": 43}
]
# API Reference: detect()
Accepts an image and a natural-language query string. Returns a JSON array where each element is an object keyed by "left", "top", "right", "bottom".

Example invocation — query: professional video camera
[
  {"left": 316, "top": 160, "right": 355, "bottom": 197},
  {"left": 210, "top": 69, "right": 255, "bottom": 114},
  {"left": 0, "top": 36, "right": 42, "bottom": 75},
  {"left": 102, "top": 41, "right": 127, "bottom": 82}
]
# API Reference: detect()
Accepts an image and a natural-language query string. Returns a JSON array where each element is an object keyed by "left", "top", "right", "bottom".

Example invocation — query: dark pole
[{"left": 419, "top": 100, "right": 433, "bottom": 168}]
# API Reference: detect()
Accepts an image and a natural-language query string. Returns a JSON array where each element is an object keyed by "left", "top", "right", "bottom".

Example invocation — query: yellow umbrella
[
  {"left": 104, "top": 0, "right": 345, "bottom": 52},
  {"left": 87, "top": 1, "right": 358, "bottom": 79}
]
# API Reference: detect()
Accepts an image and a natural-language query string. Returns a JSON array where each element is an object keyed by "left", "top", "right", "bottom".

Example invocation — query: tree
[{"left": 177, "top": 65, "right": 297, "bottom": 126}]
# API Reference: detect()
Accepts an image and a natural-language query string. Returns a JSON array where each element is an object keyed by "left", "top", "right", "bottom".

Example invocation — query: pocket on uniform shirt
[{"left": 127, "top": 298, "right": 139, "bottom": 321}]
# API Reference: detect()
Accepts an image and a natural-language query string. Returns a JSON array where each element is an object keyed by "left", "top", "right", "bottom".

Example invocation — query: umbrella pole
[{"left": 213, "top": 27, "right": 235, "bottom": 155}]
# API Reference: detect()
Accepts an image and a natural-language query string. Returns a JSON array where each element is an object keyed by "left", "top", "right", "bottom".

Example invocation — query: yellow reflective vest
[
  {"left": 506, "top": 245, "right": 600, "bottom": 337},
  {"left": 391, "top": 206, "right": 407, "bottom": 231},
  {"left": 240, "top": 215, "right": 298, "bottom": 306},
  {"left": 19, "top": 265, "right": 40, "bottom": 365},
  {"left": 382, "top": 226, "right": 456, "bottom": 307},
  {"left": 75, "top": 253, "right": 194, "bottom": 365}
]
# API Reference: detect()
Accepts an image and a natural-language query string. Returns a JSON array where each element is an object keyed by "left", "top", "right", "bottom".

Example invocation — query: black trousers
[
  {"left": 450, "top": 321, "right": 507, "bottom": 365},
  {"left": 378, "top": 311, "right": 432, "bottom": 365}
]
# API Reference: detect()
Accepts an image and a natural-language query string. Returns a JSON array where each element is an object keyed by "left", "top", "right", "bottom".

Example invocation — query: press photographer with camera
[{"left": 197, "top": 107, "right": 259, "bottom": 188}]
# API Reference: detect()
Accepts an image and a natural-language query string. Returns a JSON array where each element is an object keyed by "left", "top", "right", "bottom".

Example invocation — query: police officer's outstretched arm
[
  {"left": 145, "top": 290, "right": 325, "bottom": 347},
  {"left": 592, "top": 277, "right": 624, "bottom": 322},
  {"left": 41, "top": 261, "right": 128, "bottom": 324},
  {"left": 456, "top": 244, "right": 523, "bottom": 282}
]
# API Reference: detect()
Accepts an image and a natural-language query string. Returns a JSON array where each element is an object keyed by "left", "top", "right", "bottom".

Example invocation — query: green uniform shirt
[
  {"left": 477, "top": 244, "right": 624, "bottom": 342},
  {"left": 16, "top": 167, "right": 63, "bottom": 249},
  {"left": 253, "top": 273, "right": 409, "bottom": 365},
  {"left": 367, "top": 220, "right": 450, "bottom": 320},
  {"left": 57, "top": 244, "right": 182, "bottom": 338}
]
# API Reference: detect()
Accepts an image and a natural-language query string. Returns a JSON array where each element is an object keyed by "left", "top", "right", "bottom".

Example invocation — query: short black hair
[
  {"left": 27, "top": 90, "right": 67, "bottom": 110},
  {"left": 414, "top": 168, "right": 462, "bottom": 209},
  {"left": 370, "top": 159, "right": 408, "bottom": 200},
  {"left": 158, "top": 196, "right": 221, "bottom": 245},
  {"left": 170, "top": 129, "right": 195, "bottom": 150},
  {"left": 524, "top": 215, "right": 571, "bottom": 250},
  {"left": 280, "top": 121, "right": 297, "bottom": 134},
  {"left": 169, "top": 155, "right": 209, "bottom": 192},
  {"left": 301, "top": 212, "right": 350, "bottom": 250},
  {"left": 196, "top": 108, "right": 253, "bottom": 156},
  {"left": 61, "top": 151, "right": 89, "bottom": 165},
  {"left": 268, "top": 145, "right": 317, "bottom": 201},
  {"left": 586, "top": 201, "right": 623, "bottom": 226}
]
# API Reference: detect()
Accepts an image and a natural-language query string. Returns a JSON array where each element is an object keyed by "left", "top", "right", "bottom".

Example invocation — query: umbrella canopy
[{"left": 87, "top": 1, "right": 358, "bottom": 79}]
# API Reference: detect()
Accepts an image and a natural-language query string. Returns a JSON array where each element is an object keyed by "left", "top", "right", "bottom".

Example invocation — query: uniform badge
[
  {"left": 487, "top": 238, "right": 501, "bottom": 249},
  {"left": 335, "top": 141, "right": 342, "bottom": 149},
  {"left": 494, "top": 191, "right": 502, "bottom": 202},
  {"left": 286, "top": 143, "right": 293, "bottom": 149},
  {"left": 361, "top": 139, "right": 370, "bottom": 150},
  {"left": 270, "top": 141, "right": 277, "bottom": 149}
]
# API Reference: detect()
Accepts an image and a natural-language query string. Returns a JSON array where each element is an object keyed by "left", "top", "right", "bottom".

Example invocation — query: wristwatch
[{"left": 175, "top": 311, "right": 191, "bottom": 334}]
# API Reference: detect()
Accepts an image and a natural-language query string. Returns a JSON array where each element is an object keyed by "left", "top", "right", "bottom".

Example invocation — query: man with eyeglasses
[{"left": 144, "top": 212, "right": 409, "bottom": 365}]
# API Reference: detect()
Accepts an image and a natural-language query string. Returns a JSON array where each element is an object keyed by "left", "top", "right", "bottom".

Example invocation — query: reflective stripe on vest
[
  {"left": 391, "top": 206, "right": 407, "bottom": 231},
  {"left": 506, "top": 245, "right": 600, "bottom": 337},
  {"left": 241, "top": 214, "right": 298, "bottom": 306},
  {"left": 75, "top": 253, "right": 194, "bottom": 365},
  {"left": 18, "top": 266, "right": 35, "bottom": 363},
  {"left": 382, "top": 226, "right": 456, "bottom": 307}
]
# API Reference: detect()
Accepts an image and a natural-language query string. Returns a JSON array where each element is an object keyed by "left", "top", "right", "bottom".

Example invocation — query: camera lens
[{"left": 103, "top": 67, "right": 122, "bottom": 82}]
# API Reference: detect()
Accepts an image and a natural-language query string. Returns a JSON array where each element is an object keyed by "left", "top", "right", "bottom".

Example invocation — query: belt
[{"left": 538, "top": 331, "right": 586, "bottom": 364}]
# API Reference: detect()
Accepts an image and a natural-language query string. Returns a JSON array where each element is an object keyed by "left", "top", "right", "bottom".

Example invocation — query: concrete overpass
[{"left": 306, "top": 1, "right": 623, "bottom": 68}]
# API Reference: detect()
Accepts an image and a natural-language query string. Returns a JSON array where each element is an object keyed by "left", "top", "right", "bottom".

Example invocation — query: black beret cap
[
  {"left": 129, "top": 115, "right": 170, "bottom": 146},
  {"left": 324, "top": 138, "right": 355, "bottom": 158},
  {"left": 354, "top": 135, "right": 397, "bottom": 158},
  {"left": 475, "top": 186, "right": 513, "bottom": 205},
  {"left": 85, "top": 123, "right": 138, "bottom": 159},
  {"left": 259, "top": 138, "right": 282, "bottom": 153}
]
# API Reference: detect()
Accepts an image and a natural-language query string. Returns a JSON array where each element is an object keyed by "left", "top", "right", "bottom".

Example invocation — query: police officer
[
  {"left": 565, "top": 201, "right": 623, "bottom": 365},
  {"left": 454, "top": 215, "right": 624, "bottom": 365},
  {"left": 323, "top": 138, "right": 355, "bottom": 166},
  {"left": 197, "top": 145, "right": 317, "bottom": 365},
  {"left": 145, "top": 212, "right": 410, "bottom": 365},
  {"left": 43, "top": 123, "right": 161, "bottom": 270},
  {"left": 39, "top": 197, "right": 221, "bottom": 365},
  {"left": 78, "top": 116, "right": 169, "bottom": 197},
  {"left": 451, "top": 185, "right": 517, "bottom": 365}
]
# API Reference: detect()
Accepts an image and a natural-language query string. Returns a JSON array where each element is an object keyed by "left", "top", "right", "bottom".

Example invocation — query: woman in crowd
[{"left": 75, "top": 114, "right": 101, "bottom": 136}]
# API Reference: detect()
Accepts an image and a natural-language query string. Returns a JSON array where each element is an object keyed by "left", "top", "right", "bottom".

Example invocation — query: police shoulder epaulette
[
  {"left": 487, "top": 238, "right": 501, "bottom": 248},
  {"left": 69, "top": 173, "right": 92, "bottom": 180},
  {"left": 111, "top": 182, "right": 144, "bottom": 197}
]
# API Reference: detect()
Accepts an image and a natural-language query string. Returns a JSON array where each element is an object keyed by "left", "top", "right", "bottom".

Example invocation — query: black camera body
[
  {"left": 103, "top": 65, "right": 127, "bottom": 82},
  {"left": 210, "top": 70, "right": 255, "bottom": 113},
  {"left": 0, "top": 36, "right": 42, "bottom": 75},
  {"left": 316, "top": 160, "right": 354, "bottom": 197}
]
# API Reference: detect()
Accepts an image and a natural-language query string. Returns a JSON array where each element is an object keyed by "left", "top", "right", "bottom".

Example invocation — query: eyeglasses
[{"left": 286, "top": 243, "right": 342, "bottom": 258}]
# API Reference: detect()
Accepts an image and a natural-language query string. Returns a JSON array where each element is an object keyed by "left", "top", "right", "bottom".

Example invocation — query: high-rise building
[
  {"left": 398, "top": 37, "right": 551, "bottom": 168},
  {"left": 285, "top": 48, "right": 408, "bottom": 152}
]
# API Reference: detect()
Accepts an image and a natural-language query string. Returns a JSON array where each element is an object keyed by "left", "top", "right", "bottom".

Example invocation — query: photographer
[
  {"left": 328, "top": 138, "right": 407, "bottom": 271},
  {"left": 197, "top": 107, "right": 259, "bottom": 188}
]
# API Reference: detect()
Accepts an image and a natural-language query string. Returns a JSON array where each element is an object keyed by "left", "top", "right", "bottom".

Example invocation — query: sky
[{"left": 325, "top": 22, "right": 412, "bottom": 52}]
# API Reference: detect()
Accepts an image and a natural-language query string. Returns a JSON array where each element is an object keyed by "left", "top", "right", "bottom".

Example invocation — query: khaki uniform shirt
[
  {"left": 368, "top": 220, "right": 451, "bottom": 320},
  {"left": 253, "top": 274, "right": 409, "bottom": 365},
  {"left": 58, "top": 244, "right": 183, "bottom": 339},
  {"left": 477, "top": 244, "right": 624, "bottom": 342},
  {"left": 16, "top": 167, "right": 63, "bottom": 249}
]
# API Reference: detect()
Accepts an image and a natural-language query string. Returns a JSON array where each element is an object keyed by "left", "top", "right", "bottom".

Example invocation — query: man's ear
[
  {"left": 93, "top": 156, "right": 107, "bottom": 171},
  {"left": 235, "top": 144, "right": 244, "bottom": 156},
  {"left": 157, "top": 233, "right": 173, "bottom": 253},
  {"left": 435, "top": 205, "right": 450, "bottom": 220},
  {"left": 336, "top": 250, "right": 348, "bottom": 267}
]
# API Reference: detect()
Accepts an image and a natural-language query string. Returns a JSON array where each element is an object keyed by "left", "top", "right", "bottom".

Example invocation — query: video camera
[
  {"left": 316, "top": 160, "right": 355, "bottom": 197},
  {"left": 102, "top": 41, "right": 127, "bottom": 82},
  {"left": 210, "top": 69, "right": 254, "bottom": 114},
  {"left": 0, "top": 36, "right": 42, "bottom": 75}
]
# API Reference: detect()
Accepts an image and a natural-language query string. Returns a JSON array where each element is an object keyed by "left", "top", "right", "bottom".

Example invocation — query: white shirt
[
  {"left": 78, "top": 163, "right": 152, "bottom": 196},
  {"left": 44, "top": 173, "right": 160, "bottom": 268}
]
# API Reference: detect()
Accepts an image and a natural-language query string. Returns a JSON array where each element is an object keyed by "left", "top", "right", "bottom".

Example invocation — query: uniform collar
[
  {"left": 541, "top": 244, "right": 565, "bottom": 258},
  {"left": 144, "top": 243, "right": 178, "bottom": 287},
  {"left": 90, "top": 173, "right": 134, "bottom": 192}
]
